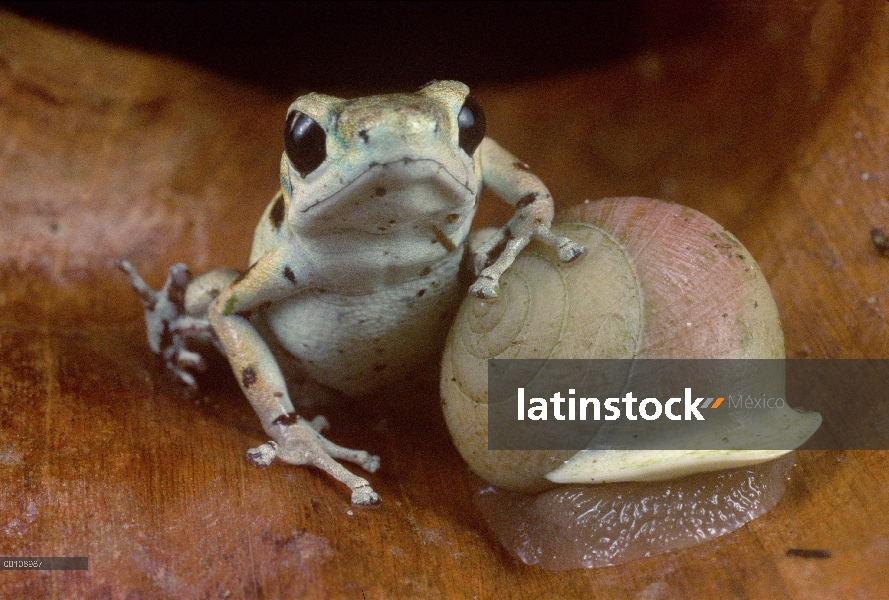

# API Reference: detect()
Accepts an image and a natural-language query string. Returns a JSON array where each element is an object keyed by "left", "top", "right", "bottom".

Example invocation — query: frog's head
[{"left": 277, "top": 81, "right": 484, "bottom": 239}]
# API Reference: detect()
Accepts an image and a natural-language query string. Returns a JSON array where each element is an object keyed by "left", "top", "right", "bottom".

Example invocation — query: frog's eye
[
  {"left": 284, "top": 111, "right": 327, "bottom": 178},
  {"left": 457, "top": 95, "right": 486, "bottom": 155}
]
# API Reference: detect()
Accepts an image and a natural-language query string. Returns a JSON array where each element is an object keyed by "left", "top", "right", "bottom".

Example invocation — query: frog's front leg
[
  {"left": 207, "top": 245, "right": 381, "bottom": 506},
  {"left": 116, "top": 260, "right": 238, "bottom": 386},
  {"left": 469, "top": 138, "right": 588, "bottom": 299}
]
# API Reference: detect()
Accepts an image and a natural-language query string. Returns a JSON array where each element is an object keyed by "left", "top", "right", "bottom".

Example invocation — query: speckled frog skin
[{"left": 118, "top": 81, "right": 585, "bottom": 505}]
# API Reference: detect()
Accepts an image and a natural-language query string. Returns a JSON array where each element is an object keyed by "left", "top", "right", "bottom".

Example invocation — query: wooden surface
[{"left": 1, "top": 3, "right": 888, "bottom": 597}]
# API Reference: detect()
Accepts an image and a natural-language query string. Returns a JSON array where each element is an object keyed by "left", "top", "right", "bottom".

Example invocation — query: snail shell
[{"left": 441, "top": 197, "right": 817, "bottom": 491}]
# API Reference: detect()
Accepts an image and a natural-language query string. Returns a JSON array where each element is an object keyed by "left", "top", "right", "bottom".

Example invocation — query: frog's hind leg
[
  {"left": 116, "top": 259, "right": 239, "bottom": 387},
  {"left": 205, "top": 245, "right": 383, "bottom": 506}
]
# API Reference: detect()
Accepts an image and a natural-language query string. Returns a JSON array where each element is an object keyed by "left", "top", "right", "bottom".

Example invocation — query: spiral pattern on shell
[{"left": 441, "top": 197, "right": 785, "bottom": 491}]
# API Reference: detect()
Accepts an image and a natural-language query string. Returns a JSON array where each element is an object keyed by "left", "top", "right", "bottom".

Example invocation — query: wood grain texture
[{"left": 1, "top": 2, "right": 888, "bottom": 598}]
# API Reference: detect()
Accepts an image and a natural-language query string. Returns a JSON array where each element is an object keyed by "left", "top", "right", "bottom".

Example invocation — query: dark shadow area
[{"left": 3, "top": 1, "right": 720, "bottom": 93}]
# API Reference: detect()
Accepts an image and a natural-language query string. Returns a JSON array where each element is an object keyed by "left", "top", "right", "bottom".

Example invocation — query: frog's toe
[
  {"left": 351, "top": 485, "right": 382, "bottom": 507},
  {"left": 557, "top": 239, "right": 587, "bottom": 263},
  {"left": 362, "top": 454, "right": 381, "bottom": 474},
  {"left": 468, "top": 275, "right": 500, "bottom": 299},
  {"left": 172, "top": 347, "right": 206, "bottom": 371},
  {"left": 116, "top": 259, "right": 160, "bottom": 309},
  {"left": 245, "top": 441, "right": 279, "bottom": 468},
  {"left": 308, "top": 415, "right": 330, "bottom": 433},
  {"left": 170, "top": 365, "right": 197, "bottom": 388}
]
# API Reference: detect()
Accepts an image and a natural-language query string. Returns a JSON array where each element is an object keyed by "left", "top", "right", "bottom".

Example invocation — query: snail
[{"left": 440, "top": 197, "right": 819, "bottom": 570}]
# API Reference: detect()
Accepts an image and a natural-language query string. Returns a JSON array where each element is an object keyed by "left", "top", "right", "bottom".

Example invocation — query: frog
[{"left": 117, "top": 80, "right": 586, "bottom": 506}]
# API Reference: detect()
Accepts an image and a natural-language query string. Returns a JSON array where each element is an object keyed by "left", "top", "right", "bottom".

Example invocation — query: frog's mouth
[{"left": 300, "top": 157, "right": 477, "bottom": 217}]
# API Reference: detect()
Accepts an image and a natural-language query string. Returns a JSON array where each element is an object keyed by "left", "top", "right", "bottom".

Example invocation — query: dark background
[{"left": 4, "top": 1, "right": 717, "bottom": 94}]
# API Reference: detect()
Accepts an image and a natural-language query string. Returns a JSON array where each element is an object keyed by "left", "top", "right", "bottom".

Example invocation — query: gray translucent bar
[
  {"left": 0, "top": 557, "right": 88, "bottom": 570},
  {"left": 487, "top": 359, "right": 889, "bottom": 450}
]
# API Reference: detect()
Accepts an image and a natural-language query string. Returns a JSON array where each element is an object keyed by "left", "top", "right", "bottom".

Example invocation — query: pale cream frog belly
[{"left": 265, "top": 250, "right": 463, "bottom": 396}]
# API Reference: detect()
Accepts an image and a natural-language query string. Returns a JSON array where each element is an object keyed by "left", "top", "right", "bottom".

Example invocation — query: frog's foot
[
  {"left": 116, "top": 259, "right": 216, "bottom": 387},
  {"left": 468, "top": 208, "right": 587, "bottom": 299},
  {"left": 246, "top": 415, "right": 382, "bottom": 506}
]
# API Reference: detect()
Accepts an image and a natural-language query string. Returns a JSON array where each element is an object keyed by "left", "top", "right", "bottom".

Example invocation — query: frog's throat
[{"left": 300, "top": 158, "right": 477, "bottom": 214}]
